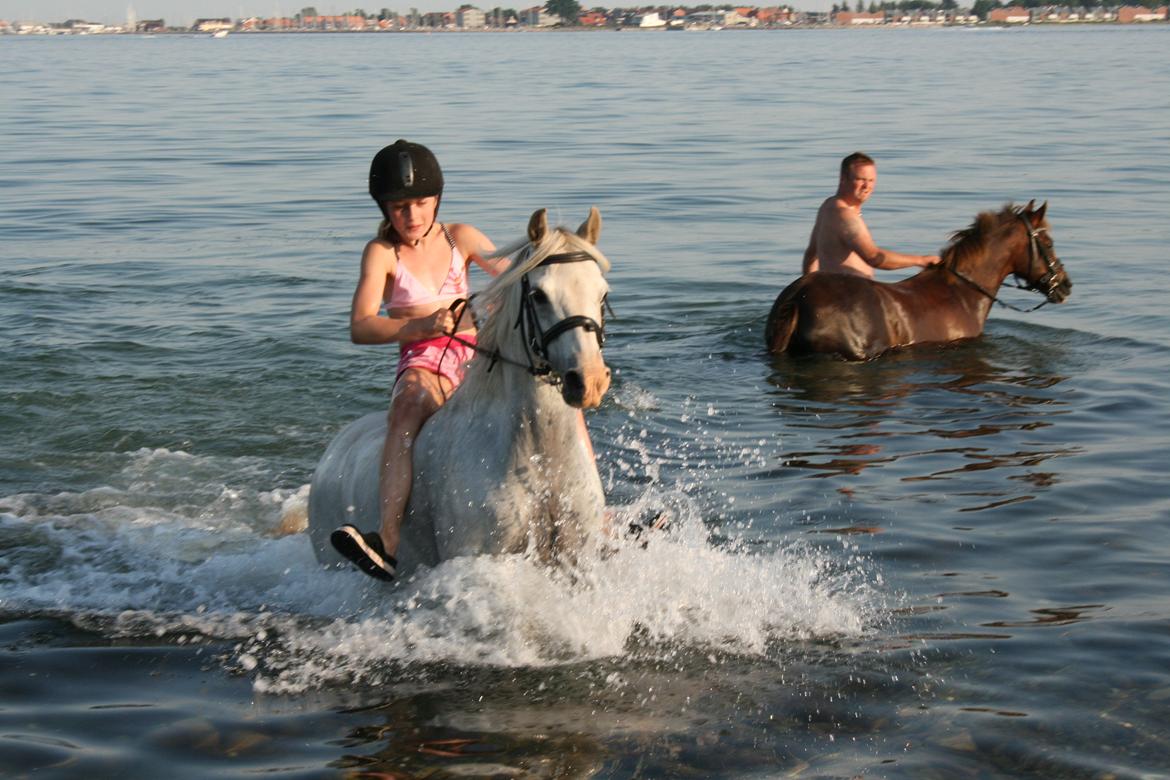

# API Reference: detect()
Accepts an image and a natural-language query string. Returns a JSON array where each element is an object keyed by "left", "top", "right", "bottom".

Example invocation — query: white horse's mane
[{"left": 471, "top": 226, "right": 611, "bottom": 354}]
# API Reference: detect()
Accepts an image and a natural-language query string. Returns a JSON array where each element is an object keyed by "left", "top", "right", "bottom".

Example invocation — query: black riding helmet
[{"left": 369, "top": 140, "right": 444, "bottom": 205}]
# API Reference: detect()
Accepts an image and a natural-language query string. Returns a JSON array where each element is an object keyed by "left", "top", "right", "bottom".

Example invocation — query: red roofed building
[
  {"left": 988, "top": 6, "right": 1031, "bottom": 23},
  {"left": 835, "top": 10, "right": 885, "bottom": 24},
  {"left": 755, "top": 7, "right": 795, "bottom": 25},
  {"left": 1117, "top": 5, "right": 1167, "bottom": 21}
]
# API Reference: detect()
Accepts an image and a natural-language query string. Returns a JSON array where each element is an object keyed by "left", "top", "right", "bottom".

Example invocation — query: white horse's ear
[
  {"left": 577, "top": 206, "right": 602, "bottom": 245},
  {"left": 1033, "top": 201, "right": 1048, "bottom": 223},
  {"left": 528, "top": 208, "right": 548, "bottom": 243}
]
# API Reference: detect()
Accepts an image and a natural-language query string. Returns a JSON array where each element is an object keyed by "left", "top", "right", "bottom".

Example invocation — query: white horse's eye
[{"left": 529, "top": 288, "right": 549, "bottom": 305}]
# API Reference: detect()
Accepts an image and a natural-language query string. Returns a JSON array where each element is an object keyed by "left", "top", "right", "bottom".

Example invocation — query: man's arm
[
  {"left": 801, "top": 227, "right": 819, "bottom": 275},
  {"left": 841, "top": 210, "right": 939, "bottom": 271}
]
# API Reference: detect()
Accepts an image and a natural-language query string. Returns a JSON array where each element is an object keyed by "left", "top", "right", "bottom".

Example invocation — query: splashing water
[{"left": 1, "top": 440, "right": 883, "bottom": 696}]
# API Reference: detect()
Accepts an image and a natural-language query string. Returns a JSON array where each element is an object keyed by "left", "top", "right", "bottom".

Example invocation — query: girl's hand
[{"left": 416, "top": 308, "right": 455, "bottom": 339}]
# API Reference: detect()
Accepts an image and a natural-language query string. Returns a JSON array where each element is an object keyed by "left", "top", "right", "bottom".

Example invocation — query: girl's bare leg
[{"left": 378, "top": 369, "right": 452, "bottom": 555}]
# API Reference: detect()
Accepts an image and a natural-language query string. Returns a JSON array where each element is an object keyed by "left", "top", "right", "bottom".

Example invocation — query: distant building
[
  {"left": 1117, "top": 5, "right": 1167, "bottom": 21},
  {"left": 457, "top": 6, "right": 486, "bottom": 27},
  {"left": 192, "top": 17, "right": 234, "bottom": 32},
  {"left": 578, "top": 10, "right": 609, "bottom": 25},
  {"left": 835, "top": 10, "right": 885, "bottom": 24},
  {"left": 756, "top": 7, "right": 796, "bottom": 25},
  {"left": 522, "top": 5, "right": 557, "bottom": 26},
  {"left": 988, "top": 6, "right": 1031, "bottom": 22},
  {"left": 136, "top": 18, "right": 166, "bottom": 31},
  {"left": 62, "top": 19, "right": 108, "bottom": 32},
  {"left": 724, "top": 8, "right": 753, "bottom": 25},
  {"left": 988, "top": 6, "right": 1031, "bottom": 23},
  {"left": 630, "top": 11, "right": 667, "bottom": 27},
  {"left": 300, "top": 14, "right": 369, "bottom": 29},
  {"left": 685, "top": 10, "right": 724, "bottom": 27}
]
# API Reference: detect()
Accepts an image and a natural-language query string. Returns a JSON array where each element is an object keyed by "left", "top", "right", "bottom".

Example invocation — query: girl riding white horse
[{"left": 310, "top": 207, "right": 612, "bottom": 580}]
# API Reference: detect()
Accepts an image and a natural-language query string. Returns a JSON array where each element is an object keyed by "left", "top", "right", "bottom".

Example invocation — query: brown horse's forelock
[{"left": 942, "top": 204, "right": 1026, "bottom": 270}]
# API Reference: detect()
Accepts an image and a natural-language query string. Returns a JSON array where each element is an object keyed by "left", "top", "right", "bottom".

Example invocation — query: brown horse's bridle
[
  {"left": 1020, "top": 215, "right": 1065, "bottom": 299},
  {"left": 947, "top": 213, "right": 1062, "bottom": 313}
]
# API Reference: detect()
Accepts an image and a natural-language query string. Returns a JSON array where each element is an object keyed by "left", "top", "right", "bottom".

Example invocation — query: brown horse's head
[
  {"left": 1013, "top": 201, "right": 1071, "bottom": 304},
  {"left": 944, "top": 202, "right": 1072, "bottom": 305}
]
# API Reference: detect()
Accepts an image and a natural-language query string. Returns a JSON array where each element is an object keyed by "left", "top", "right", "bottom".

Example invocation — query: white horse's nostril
[{"left": 562, "top": 370, "right": 585, "bottom": 402}]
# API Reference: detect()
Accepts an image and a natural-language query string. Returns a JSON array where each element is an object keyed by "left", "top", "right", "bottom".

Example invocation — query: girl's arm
[
  {"left": 350, "top": 240, "right": 452, "bottom": 344},
  {"left": 452, "top": 223, "right": 508, "bottom": 276}
]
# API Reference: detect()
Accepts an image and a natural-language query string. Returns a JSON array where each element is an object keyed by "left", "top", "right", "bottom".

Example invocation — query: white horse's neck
[
  {"left": 460, "top": 356, "right": 580, "bottom": 446},
  {"left": 430, "top": 349, "right": 597, "bottom": 561}
]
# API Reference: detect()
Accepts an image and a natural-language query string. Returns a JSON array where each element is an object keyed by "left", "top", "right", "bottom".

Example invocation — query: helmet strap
[
  {"left": 376, "top": 195, "right": 442, "bottom": 247},
  {"left": 407, "top": 222, "right": 434, "bottom": 248},
  {"left": 411, "top": 195, "right": 442, "bottom": 247}
]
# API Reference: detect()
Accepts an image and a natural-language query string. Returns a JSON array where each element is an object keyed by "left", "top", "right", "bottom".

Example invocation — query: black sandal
[{"left": 330, "top": 524, "right": 397, "bottom": 581}]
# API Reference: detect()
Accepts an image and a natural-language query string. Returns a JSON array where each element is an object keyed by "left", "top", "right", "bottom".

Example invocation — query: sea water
[{"left": 2, "top": 26, "right": 1170, "bottom": 777}]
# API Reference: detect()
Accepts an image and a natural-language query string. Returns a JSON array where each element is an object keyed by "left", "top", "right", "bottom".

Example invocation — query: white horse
[{"left": 308, "top": 207, "right": 612, "bottom": 577}]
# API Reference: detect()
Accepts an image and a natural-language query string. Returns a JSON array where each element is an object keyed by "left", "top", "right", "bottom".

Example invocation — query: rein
[
  {"left": 945, "top": 213, "right": 1060, "bottom": 313},
  {"left": 440, "top": 249, "right": 609, "bottom": 387}
]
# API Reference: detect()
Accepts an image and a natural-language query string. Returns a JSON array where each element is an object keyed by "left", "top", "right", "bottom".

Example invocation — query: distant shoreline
[{"left": 5, "top": 22, "right": 1166, "bottom": 36}]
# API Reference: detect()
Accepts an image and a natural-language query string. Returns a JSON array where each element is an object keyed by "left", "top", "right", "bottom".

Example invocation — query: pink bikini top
[{"left": 386, "top": 225, "right": 469, "bottom": 310}]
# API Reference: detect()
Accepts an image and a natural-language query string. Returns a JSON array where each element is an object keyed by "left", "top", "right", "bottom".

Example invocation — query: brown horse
[{"left": 765, "top": 202, "right": 1072, "bottom": 360}]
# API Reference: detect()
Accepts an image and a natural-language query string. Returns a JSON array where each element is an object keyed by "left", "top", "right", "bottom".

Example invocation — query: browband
[{"left": 539, "top": 251, "right": 596, "bottom": 266}]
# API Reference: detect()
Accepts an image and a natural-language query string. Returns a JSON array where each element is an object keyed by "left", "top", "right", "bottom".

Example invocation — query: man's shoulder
[{"left": 818, "top": 196, "right": 855, "bottom": 224}]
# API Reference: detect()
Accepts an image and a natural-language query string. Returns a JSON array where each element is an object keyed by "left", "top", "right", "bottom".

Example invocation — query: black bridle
[
  {"left": 946, "top": 213, "right": 1064, "bottom": 313},
  {"left": 441, "top": 250, "right": 610, "bottom": 387},
  {"left": 517, "top": 251, "right": 608, "bottom": 379}
]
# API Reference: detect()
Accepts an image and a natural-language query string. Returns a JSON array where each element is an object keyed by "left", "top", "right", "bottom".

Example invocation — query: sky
[{"left": 1, "top": 0, "right": 833, "bottom": 25}]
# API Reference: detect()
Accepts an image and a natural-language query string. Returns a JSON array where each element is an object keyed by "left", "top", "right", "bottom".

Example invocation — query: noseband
[{"left": 947, "top": 212, "right": 1063, "bottom": 313}]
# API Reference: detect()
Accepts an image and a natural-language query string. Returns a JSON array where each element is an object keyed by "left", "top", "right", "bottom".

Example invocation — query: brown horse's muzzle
[
  {"left": 1038, "top": 258, "right": 1072, "bottom": 304},
  {"left": 1047, "top": 268, "right": 1072, "bottom": 304}
]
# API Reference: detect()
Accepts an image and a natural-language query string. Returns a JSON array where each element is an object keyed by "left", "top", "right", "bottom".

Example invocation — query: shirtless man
[{"left": 802, "top": 152, "right": 940, "bottom": 278}]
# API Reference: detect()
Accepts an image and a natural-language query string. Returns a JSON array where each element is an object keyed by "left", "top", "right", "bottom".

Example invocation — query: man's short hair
[{"left": 840, "top": 152, "right": 876, "bottom": 178}]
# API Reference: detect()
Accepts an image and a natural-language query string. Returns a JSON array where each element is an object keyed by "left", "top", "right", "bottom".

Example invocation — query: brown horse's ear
[
  {"left": 528, "top": 208, "right": 548, "bottom": 243},
  {"left": 1033, "top": 201, "right": 1048, "bottom": 224},
  {"left": 1023, "top": 199, "right": 1036, "bottom": 214},
  {"left": 577, "top": 206, "right": 602, "bottom": 245}
]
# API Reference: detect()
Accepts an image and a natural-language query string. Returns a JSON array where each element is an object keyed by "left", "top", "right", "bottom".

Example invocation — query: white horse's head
[{"left": 475, "top": 207, "right": 612, "bottom": 409}]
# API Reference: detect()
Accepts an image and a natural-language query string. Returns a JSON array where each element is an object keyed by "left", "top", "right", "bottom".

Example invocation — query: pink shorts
[{"left": 395, "top": 334, "right": 477, "bottom": 389}]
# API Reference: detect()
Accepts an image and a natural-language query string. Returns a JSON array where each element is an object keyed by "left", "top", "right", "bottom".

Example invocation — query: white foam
[
  {"left": 244, "top": 505, "right": 878, "bottom": 693},
  {"left": 1, "top": 446, "right": 883, "bottom": 695},
  {"left": 609, "top": 381, "right": 660, "bottom": 413}
]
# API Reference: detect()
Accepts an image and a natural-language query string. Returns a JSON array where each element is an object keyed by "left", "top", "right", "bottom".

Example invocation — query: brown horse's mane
[{"left": 941, "top": 203, "right": 1024, "bottom": 271}]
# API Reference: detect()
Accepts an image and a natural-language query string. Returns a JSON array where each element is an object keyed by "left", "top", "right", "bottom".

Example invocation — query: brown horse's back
[
  {"left": 765, "top": 274, "right": 897, "bottom": 360},
  {"left": 764, "top": 277, "right": 806, "bottom": 354}
]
